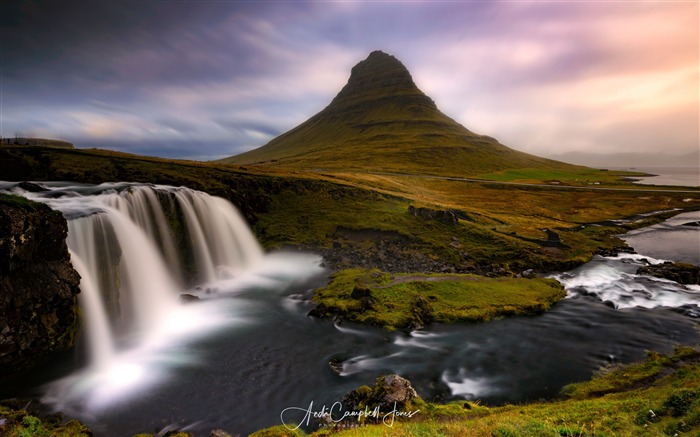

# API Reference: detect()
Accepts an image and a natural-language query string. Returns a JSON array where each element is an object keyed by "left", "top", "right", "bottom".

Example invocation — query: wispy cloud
[{"left": 2, "top": 1, "right": 697, "bottom": 161}]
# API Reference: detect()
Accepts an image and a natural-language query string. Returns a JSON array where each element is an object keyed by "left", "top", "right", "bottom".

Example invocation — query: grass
[
  {"left": 0, "top": 193, "right": 45, "bottom": 210},
  {"left": 2, "top": 145, "right": 698, "bottom": 276},
  {"left": 0, "top": 403, "right": 91, "bottom": 436},
  {"left": 474, "top": 167, "right": 648, "bottom": 185},
  {"left": 312, "top": 268, "right": 566, "bottom": 330}
]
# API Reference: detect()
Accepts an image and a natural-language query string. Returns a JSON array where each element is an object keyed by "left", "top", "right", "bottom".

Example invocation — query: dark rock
[
  {"left": 682, "top": 221, "right": 700, "bottom": 227},
  {"left": 343, "top": 374, "right": 420, "bottom": 414},
  {"left": 179, "top": 293, "right": 200, "bottom": 303},
  {"left": 350, "top": 285, "right": 372, "bottom": 299},
  {"left": 17, "top": 181, "right": 47, "bottom": 192},
  {"left": 308, "top": 303, "right": 342, "bottom": 319},
  {"left": 597, "top": 246, "right": 636, "bottom": 257},
  {"left": 603, "top": 300, "right": 617, "bottom": 308},
  {"left": 637, "top": 262, "right": 700, "bottom": 285},
  {"left": 0, "top": 195, "right": 80, "bottom": 377},
  {"left": 407, "top": 206, "right": 458, "bottom": 225},
  {"left": 209, "top": 429, "right": 231, "bottom": 437},
  {"left": 328, "top": 358, "right": 343, "bottom": 375},
  {"left": 408, "top": 295, "right": 433, "bottom": 329}
]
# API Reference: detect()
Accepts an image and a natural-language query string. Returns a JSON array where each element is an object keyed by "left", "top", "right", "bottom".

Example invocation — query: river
[{"left": 0, "top": 183, "right": 698, "bottom": 436}]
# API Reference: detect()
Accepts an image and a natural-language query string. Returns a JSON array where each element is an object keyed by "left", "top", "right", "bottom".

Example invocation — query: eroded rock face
[{"left": 0, "top": 194, "right": 80, "bottom": 377}]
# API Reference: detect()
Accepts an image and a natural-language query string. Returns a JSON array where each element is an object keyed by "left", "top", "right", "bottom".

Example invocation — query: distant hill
[
  {"left": 220, "top": 50, "right": 583, "bottom": 177},
  {"left": 2, "top": 137, "right": 74, "bottom": 149}
]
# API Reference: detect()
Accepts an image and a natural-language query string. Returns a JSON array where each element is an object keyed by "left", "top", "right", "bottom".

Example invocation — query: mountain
[{"left": 220, "top": 50, "right": 582, "bottom": 177}]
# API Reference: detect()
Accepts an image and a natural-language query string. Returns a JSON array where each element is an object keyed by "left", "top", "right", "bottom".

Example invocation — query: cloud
[{"left": 1, "top": 1, "right": 697, "bottom": 161}]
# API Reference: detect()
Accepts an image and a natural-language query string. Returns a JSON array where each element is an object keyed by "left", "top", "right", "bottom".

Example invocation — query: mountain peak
[
  {"left": 331, "top": 50, "right": 434, "bottom": 109},
  {"left": 221, "top": 51, "right": 573, "bottom": 178}
]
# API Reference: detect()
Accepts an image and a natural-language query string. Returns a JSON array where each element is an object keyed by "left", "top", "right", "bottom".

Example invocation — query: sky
[{"left": 1, "top": 1, "right": 698, "bottom": 164}]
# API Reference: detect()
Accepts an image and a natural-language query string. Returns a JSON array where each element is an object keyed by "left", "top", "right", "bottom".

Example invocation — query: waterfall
[
  {"left": 68, "top": 250, "right": 116, "bottom": 370},
  {"left": 1, "top": 181, "right": 326, "bottom": 414},
  {"left": 11, "top": 182, "right": 264, "bottom": 368}
]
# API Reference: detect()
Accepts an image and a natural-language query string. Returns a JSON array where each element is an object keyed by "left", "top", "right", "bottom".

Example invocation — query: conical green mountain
[{"left": 221, "top": 50, "right": 580, "bottom": 177}]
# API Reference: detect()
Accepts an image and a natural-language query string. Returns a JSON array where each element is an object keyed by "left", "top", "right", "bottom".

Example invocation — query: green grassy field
[{"left": 312, "top": 268, "right": 566, "bottom": 329}]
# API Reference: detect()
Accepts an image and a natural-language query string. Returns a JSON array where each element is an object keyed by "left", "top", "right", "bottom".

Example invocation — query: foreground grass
[
  {"left": 312, "top": 269, "right": 566, "bottom": 330},
  {"left": 0, "top": 403, "right": 91, "bottom": 436}
]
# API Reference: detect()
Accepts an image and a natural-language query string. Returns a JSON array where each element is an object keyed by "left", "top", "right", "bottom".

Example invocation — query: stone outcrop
[
  {"left": 637, "top": 262, "right": 700, "bottom": 285},
  {"left": 0, "top": 194, "right": 80, "bottom": 377},
  {"left": 342, "top": 374, "right": 421, "bottom": 414},
  {"left": 407, "top": 206, "right": 458, "bottom": 225}
]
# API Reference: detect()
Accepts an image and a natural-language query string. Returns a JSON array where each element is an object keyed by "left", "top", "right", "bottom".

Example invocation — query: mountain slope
[{"left": 220, "top": 50, "right": 584, "bottom": 177}]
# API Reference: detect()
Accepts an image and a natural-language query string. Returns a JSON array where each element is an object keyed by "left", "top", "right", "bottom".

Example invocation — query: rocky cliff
[{"left": 0, "top": 194, "right": 80, "bottom": 377}]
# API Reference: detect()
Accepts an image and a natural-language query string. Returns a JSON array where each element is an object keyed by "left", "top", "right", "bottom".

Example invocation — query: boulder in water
[
  {"left": 179, "top": 293, "right": 200, "bottom": 303},
  {"left": 17, "top": 181, "right": 47, "bottom": 193}
]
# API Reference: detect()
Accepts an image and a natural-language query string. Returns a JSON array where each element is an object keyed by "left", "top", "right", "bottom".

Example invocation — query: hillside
[
  {"left": 220, "top": 50, "right": 585, "bottom": 178},
  {"left": 1, "top": 137, "right": 74, "bottom": 149}
]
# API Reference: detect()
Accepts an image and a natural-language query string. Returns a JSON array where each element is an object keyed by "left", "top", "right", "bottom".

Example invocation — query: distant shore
[{"left": 603, "top": 166, "right": 699, "bottom": 187}]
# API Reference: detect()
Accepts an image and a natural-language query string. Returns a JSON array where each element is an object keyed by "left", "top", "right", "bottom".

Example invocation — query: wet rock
[
  {"left": 17, "top": 181, "right": 47, "bottom": 192},
  {"left": 328, "top": 358, "right": 343, "bottom": 375},
  {"left": 597, "top": 246, "right": 636, "bottom": 257},
  {"left": 637, "top": 262, "right": 700, "bottom": 285},
  {"left": 179, "top": 293, "right": 200, "bottom": 303},
  {"left": 0, "top": 194, "right": 80, "bottom": 377}
]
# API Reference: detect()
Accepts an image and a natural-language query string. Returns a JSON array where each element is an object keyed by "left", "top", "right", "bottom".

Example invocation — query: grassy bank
[{"left": 311, "top": 269, "right": 566, "bottom": 330}]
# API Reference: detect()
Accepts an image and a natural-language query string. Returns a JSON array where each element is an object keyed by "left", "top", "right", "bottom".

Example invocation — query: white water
[
  {"left": 553, "top": 254, "right": 700, "bottom": 310},
  {"left": 68, "top": 251, "right": 116, "bottom": 369},
  {"left": 2, "top": 181, "right": 320, "bottom": 413}
]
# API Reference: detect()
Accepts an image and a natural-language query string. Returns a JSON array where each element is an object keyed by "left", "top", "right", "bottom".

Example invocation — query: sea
[{"left": 605, "top": 166, "right": 700, "bottom": 187}]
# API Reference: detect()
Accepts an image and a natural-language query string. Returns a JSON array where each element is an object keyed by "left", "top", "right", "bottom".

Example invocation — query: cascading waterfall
[
  {"left": 3, "top": 181, "right": 269, "bottom": 410},
  {"left": 174, "top": 189, "right": 264, "bottom": 283},
  {"left": 55, "top": 184, "right": 263, "bottom": 363},
  {"left": 67, "top": 251, "right": 116, "bottom": 370}
]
